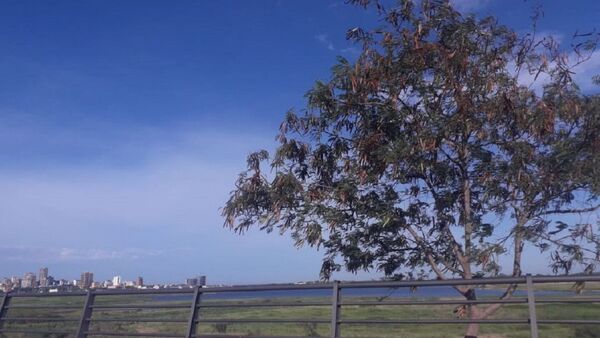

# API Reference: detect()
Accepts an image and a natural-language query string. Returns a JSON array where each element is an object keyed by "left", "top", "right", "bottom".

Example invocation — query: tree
[{"left": 222, "top": 1, "right": 600, "bottom": 337}]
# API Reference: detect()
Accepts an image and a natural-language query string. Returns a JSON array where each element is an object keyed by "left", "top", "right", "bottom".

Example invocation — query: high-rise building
[
  {"left": 112, "top": 276, "right": 122, "bottom": 286},
  {"left": 39, "top": 267, "right": 49, "bottom": 287},
  {"left": 136, "top": 276, "right": 144, "bottom": 287},
  {"left": 80, "top": 272, "right": 93, "bottom": 289},
  {"left": 199, "top": 275, "right": 206, "bottom": 286},
  {"left": 21, "top": 272, "right": 36, "bottom": 288}
]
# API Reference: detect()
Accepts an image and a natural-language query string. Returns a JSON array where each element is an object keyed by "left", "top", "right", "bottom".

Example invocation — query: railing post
[
  {"left": 330, "top": 281, "right": 340, "bottom": 338},
  {"left": 75, "top": 290, "right": 95, "bottom": 338},
  {"left": 0, "top": 292, "right": 10, "bottom": 331},
  {"left": 185, "top": 286, "right": 202, "bottom": 338},
  {"left": 526, "top": 274, "right": 539, "bottom": 338}
]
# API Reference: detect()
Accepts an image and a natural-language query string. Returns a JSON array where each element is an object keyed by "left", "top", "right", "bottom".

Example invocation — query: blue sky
[{"left": 0, "top": 0, "right": 599, "bottom": 284}]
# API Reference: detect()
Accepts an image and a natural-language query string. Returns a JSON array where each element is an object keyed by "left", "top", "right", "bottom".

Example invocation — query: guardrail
[{"left": 0, "top": 274, "right": 599, "bottom": 338}]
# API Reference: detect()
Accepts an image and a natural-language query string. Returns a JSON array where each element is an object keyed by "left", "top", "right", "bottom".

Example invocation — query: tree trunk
[
  {"left": 464, "top": 289, "right": 480, "bottom": 338},
  {"left": 465, "top": 308, "right": 481, "bottom": 337}
]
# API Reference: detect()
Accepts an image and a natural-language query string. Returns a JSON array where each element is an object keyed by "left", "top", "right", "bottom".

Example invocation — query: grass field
[{"left": 1, "top": 286, "right": 599, "bottom": 338}]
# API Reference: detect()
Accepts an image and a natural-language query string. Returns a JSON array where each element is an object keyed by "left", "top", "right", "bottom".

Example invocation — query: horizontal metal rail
[
  {"left": 192, "top": 336, "right": 324, "bottom": 338},
  {"left": 3, "top": 274, "right": 600, "bottom": 298},
  {"left": 0, "top": 328, "right": 75, "bottom": 335},
  {"left": 0, "top": 317, "right": 78, "bottom": 322},
  {"left": 340, "top": 298, "right": 528, "bottom": 305},
  {"left": 194, "top": 318, "right": 331, "bottom": 324},
  {"left": 340, "top": 319, "right": 531, "bottom": 324},
  {"left": 537, "top": 319, "right": 600, "bottom": 324},
  {"left": 85, "top": 331, "right": 183, "bottom": 337},
  {"left": 192, "top": 336, "right": 323, "bottom": 338},
  {"left": 90, "top": 304, "right": 190, "bottom": 309},
  {"left": 89, "top": 317, "right": 187, "bottom": 323},
  {"left": 338, "top": 275, "right": 600, "bottom": 289},
  {"left": 0, "top": 274, "right": 598, "bottom": 337},
  {"left": 197, "top": 301, "right": 331, "bottom": 308},
  {"left": 535, "top": 297, "right": 600, "bottom": 303},
  {"left": 5, "top": 304, "right": 83, "bottom": 309}
]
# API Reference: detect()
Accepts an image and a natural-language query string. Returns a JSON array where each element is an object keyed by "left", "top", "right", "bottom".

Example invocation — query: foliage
[{"left": 222, "top": 2, "right": 600, "bottom": 332}]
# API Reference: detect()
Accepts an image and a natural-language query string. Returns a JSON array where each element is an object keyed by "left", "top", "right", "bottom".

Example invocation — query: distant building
[
  {"left": 57, "top": 279, "right": 71, "bottom": 286},
  {"left": 21, "top": 272, "right": 36, "bottom": 288},
  {"left": 136, "top": 276, "right": 144, "bottom": 287},
  {"left": 112, "top": 276, "right": 122, "bottom": 286},
  {"left": 186, "top": 275, "right": 206, "bottom": 287},
  {"left": 80, "top": 272, "right": 93, "bottom": 289},
  {"left": 39, "top": 267, "right": 49, "bottom": 287},
  {"left": 1, "top": 278, "right": 13, "bottom": 292}
]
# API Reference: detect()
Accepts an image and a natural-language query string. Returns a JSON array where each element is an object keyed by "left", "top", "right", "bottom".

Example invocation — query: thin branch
[
  {"left": 538, "top": 204, "right": 600, "bottom": 216},
  {"left": 406, "top": 226, "right": 468, "bottom": 295}
]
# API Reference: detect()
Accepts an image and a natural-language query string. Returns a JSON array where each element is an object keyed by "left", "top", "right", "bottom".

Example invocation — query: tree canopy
[{"left": 223, "top": 1, "right": 600, "bottom": 335}]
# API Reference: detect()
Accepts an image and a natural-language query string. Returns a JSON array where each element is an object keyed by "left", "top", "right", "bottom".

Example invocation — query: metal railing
[{"left": 0, "top": 274, "right": 598, "bottom": 338}]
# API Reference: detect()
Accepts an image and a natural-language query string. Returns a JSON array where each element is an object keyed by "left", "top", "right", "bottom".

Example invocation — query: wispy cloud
[
  {"left": 515, "top": 49, "right": 600, "bottom": 94},
  {"left": 316, "top": 33, "right": 335, "bottom": 51},
  {"left": 572, "top": 51, "right": 600, "bottom": 92},
  {"left": 0, "top": 246, "right": 173, "bottom": 262},
  {"left": 449, "top": 0, "right": 492, "bottom": 12},
  {"left": 341, "top": 46, "right": 361, "bottom": 56},
  {"left": 316, "top": 34, "right": 361, "bottom": 57},
  {"left": 0, "top": 121, "right": 340, "bottom": 284}
]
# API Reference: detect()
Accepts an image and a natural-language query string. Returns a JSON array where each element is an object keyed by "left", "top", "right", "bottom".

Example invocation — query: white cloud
[
  {"left": 515, "top": 50, "right": 600, "bottom": 94},
  {"left": 316, "top": 34, "right": 362, "bottom": 57},
  {"left": 316, "top": 33, "right": 335, "bottom": 51},
  {"left": 572, "top": 51, "right": 600, "bottom": 92},
  {"left": 341, "top": 46, "right": 361, "bottom": 56},
  {"left": 449, "top": 0, "right": 492, "bottom": 12},
  {"left": 0, "top": 246, "right": 171, "bottom": 262},
  {"left": 0, "top": 121, "right": 342, "bottom": 283},
  {"left": 0, "top": 126, "right": 276, "bottom": 254}
]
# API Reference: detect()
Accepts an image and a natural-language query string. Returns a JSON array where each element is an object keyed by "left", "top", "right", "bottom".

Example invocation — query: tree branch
[
  {"left": 406, "top": 225, "right": 469, "bottom": 295},
  {"left": 538, "top": 204, "right": 600, "bottom": 216}
]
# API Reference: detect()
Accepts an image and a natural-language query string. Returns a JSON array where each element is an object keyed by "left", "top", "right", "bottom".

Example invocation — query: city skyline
[
  {"left": 2, "top": 266, "right": 211, "bottom": 286},
  {"left": 1, "top": 266, "right": 207, "bottom": 292}
]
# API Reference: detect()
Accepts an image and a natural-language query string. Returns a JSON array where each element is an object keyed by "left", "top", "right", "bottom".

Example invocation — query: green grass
[{"left": 0, "top": 291, "right": 598, "bottom": 338}]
